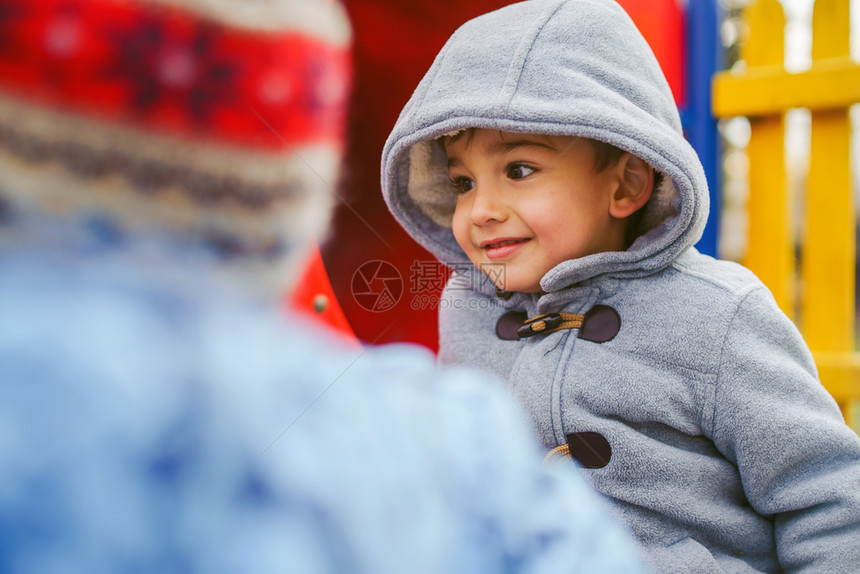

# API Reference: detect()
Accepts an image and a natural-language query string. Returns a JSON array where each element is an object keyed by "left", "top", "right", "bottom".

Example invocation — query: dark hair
[
  {"left": 437, "top": 127, "right": 477, "bottom": 151},
  {"left": 590, "top": 139, "right": 627, "bottom": 172}
]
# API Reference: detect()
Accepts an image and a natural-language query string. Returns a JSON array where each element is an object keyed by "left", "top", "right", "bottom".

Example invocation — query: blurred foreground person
[{"left": 0, "top": 0, "right": 647, "bottom": 572}]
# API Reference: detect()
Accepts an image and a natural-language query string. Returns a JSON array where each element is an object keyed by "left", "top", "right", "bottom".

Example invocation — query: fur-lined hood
[{"left": 381, "top": 0, "right": 708, "bottom": 292}]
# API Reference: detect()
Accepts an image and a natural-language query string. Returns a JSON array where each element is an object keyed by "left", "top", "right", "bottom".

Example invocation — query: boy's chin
[
  {"left": 489, "top": 278, "right": 542, "bottom": 294},
  {"left": 471, "top": 263, "right": 541, "bottom": 293}
]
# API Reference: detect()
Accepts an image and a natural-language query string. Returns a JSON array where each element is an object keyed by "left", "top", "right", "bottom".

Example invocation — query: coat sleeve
[{"left": 710, "top": 285, "right": 860, "bottom": 572}]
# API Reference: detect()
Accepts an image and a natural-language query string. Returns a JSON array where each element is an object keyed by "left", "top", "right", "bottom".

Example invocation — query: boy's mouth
[
  {"left": 480, "top": 237, "right": 529, "bottom": 259},
  {"left": 480, "top": 238, "right": 524, "bottom": 249}
]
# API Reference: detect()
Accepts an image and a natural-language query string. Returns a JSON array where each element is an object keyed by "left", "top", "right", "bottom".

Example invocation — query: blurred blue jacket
[{"left": 0, "top": 227, "right": 648, "bottom": 574}]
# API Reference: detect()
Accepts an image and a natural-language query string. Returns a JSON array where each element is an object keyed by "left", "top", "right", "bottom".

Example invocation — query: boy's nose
[{"left": 469, "top": 184, "right": 509, "bottom": 226}]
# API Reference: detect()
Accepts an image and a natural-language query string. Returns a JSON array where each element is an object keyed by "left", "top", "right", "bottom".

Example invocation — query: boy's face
[{"left": 447, "top": 129, "right": 628, "bottom": 293}]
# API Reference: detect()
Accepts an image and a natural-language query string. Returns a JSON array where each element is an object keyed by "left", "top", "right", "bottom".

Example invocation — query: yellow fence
[{"left": 712, "top": 0, "right": 860, "bottom": 431}]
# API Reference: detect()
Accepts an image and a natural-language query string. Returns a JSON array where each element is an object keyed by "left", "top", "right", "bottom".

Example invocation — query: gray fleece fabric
[{"left": 381, "top": 0, "right": 860, "bottom": 572}]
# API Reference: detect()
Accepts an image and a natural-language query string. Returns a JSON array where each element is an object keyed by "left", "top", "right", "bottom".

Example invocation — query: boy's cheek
[
  {"left": 451, "top": 217, "right": 472, "bottom": 252},
  {"left": 453, "top": 232, "right": 483, "bottom": 270}
]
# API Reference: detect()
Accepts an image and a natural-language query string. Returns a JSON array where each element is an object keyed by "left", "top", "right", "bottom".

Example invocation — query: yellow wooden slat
[
  {"left": 812, "top": 0, "right": 850, "bottom": 60},
  {"left": 739, "top": 0, "right": 794, "bottom": 317},
  {"left": 812, "top": 353, "right": 860, "bottom": 430},
  {"left": 712, "top": 58, "right": 860, "bottom": 118},
  {"left": 741, "top": 0, "right": 785, "bottom": 67},
  {"left": 806, "top": 0, "right": 858, "bottom": 430},
  {"left": 814, "top": 359, "right": 860, "bottom": 405},
  {"left": 804, "top": 110, "right": 855, "bottom": 349},
  {"left": 804, "top": 0, "right": 854, "bottom": 352},
  {"left": 745, "top": 116, "right": 794, "bottom": 316}
]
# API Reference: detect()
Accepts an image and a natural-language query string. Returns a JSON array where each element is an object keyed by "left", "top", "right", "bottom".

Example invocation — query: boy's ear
[{"left": 609, "top": 154, "right": 654, "bottom": 219}]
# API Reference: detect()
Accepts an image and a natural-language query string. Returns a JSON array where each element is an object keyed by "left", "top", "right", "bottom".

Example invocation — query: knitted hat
[{"left": 0, "top": 0, "right": 351, "bottom": 294}]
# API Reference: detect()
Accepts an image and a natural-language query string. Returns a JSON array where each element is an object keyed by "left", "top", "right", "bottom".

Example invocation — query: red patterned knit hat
[{"left": 0, "top": 0, "right": 351, "bottom": 291}]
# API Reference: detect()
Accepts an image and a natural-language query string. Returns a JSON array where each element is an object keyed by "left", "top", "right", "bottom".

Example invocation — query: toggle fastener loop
[
  {"left": 496, "top": 305, "right": 619, "bottom": 341},
  {"left": 516, "top": 312, "right": 583, "bottom": 338}
]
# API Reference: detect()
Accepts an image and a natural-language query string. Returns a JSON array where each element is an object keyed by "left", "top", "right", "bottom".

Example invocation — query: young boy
[{"left": 381, "top": 0, "right": 860, "bottom": 571}]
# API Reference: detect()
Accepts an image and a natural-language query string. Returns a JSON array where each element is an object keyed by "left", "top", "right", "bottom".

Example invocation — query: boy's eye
[
  {"left": 451, "top": 176, "right": 475, "bottom": 195},
  {"left": 507, "top": 164, "right": 536, "bottom": 180}
]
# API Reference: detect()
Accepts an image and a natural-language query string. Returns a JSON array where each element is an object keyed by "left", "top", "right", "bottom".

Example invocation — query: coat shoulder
[
  {"left": 606, "top": 250, "right": 777, "bottom": 376},
  {"left": 643, "top": 249, "right": 770, "bottom": 314},
  {"left": 671, "top": 250, "right": 765, "bottom": 297}
]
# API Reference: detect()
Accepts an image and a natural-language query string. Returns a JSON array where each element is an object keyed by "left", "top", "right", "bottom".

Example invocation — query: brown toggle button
[
  {"left": 566, "top": 432, "right": 611, "bottom": 469},
  {"left": 495, "top": 311, "right": 527, "bottom": 340},
  {"left": 495, "top": 305, "right": 619, "bottom": 342},
  {"left": 579, "top": 305, "right": 621, "bottom": 343}
]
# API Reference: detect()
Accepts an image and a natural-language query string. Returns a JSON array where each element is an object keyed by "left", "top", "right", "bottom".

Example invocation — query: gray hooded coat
[{"left": 381, "top": 0, "right": 860, "bottom": 572}]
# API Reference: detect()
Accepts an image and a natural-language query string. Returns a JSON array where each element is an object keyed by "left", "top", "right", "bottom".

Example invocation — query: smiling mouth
[
  {"left": 480, "top": 237, "right": 529, "bottom": 259},
  {"left": 480, "top": 238, "right": 527, "bottom": 249}
]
